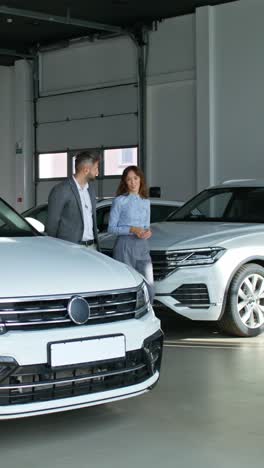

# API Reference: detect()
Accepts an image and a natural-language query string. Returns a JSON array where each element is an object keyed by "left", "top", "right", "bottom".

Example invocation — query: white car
[
  {"left": 101, "top": 180, "right": 264, "bottom": 338},
  {"left": 23, "top": 198, "right": 183, "bottom": 234},
  {"left": 0, "top": 198, "right": 162, "bottom": 419}
]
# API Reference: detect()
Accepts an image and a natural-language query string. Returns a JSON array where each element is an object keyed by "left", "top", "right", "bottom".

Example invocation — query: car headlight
[
  {"left": 135, "top": 282, "right": 151, "bottom": 319},
  {"left": 166, "top": 247, "right": 225, "bottom": 267}
]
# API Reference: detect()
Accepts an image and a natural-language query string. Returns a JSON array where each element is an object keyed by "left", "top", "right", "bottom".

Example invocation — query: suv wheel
[{"left": 219, "top": 263, "right": 264, "bottom": 337}]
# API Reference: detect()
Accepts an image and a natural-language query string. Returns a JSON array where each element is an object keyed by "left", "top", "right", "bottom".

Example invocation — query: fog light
[{"left": 0, "top": 325, "right": 6, "bottom": 335}]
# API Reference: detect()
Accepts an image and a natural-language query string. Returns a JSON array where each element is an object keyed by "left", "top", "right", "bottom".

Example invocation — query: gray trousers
[{"left": 113, "top": 236, "right": 154, "bottom": 304}]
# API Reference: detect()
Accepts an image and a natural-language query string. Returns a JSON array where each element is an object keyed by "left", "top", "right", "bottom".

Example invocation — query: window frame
[
  {"left": 36, "top": 151, "right": 69, "bottom": 182},
  {"left": 103, "top": 145, "right": 138, "bottom": 178},
  {"left": 36, "top": 145, "right": 138, "bottom": 182}
]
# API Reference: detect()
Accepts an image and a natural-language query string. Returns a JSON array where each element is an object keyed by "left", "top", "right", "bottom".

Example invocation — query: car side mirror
[{"left": 25, "top": 217, "right": 45, "bottom": 233}]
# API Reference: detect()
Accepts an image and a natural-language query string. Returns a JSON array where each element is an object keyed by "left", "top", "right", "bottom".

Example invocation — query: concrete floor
[{"left": 1, "top": 313, "right": 264, "bottom": 468}]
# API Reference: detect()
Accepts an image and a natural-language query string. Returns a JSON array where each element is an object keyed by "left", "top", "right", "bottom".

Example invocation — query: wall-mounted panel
[
  {"left": 37, "top": 85, "right": 137, "bottom": 123},
  {"left": 37, "top": 114, "right": 138, "bottom": 153},
  {"left": 40, "top": 37, "right": 137, "bottom": 95}
]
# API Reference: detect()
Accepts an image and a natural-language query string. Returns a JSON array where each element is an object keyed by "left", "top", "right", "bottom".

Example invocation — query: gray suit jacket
[{"left": 46, "top": 178, "right": 99, "bottom": 248}]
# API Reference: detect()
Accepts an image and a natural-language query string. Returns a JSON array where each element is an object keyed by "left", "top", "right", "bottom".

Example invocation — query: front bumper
[
  {"left": 154, "top": 261, "right": 227, "bottom": 321},
  {"left": 0, "top": 312, "right": 162, "bottom": 419}
]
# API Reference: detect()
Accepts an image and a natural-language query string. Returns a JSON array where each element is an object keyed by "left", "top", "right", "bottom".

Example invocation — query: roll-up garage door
[
  {"left": 36, "top": 83, "right": 138, "bottom": 202},
  {"left": 35, "top": 36, "right": 139, "bottom": 203}
]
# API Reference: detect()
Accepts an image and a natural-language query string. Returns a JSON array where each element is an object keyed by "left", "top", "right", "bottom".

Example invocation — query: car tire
[{"left": 219, "top": 263, "right": 264, "bottom": 337}]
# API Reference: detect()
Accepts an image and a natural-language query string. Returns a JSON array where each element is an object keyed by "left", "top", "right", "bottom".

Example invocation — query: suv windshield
[
  {"left": 167, "top": 187, "right": 264, "bottom": 223},
  {"left": 0, "top": 199, "right": 37, "bottom": 237}
]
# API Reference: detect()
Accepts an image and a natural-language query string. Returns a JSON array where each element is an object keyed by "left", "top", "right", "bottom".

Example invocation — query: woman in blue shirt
[{"left": 108, "top": 166, "right": 154, "bottom": 303}]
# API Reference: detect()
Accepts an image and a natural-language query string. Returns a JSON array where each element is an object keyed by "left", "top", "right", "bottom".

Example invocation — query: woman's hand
[
  {"left": 140, "top": 229, "right": 152, "bottom": 240},
  {"left": 130, "top": 227, "right": 152, "bottom": 239},
  {"left": 130, "top": 227, "right": 145, "bottom": 238}
]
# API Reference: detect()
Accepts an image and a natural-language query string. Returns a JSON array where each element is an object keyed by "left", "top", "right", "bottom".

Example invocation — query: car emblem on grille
[{"left": 67, "top": 296, "right": 90, "bottom": 325}]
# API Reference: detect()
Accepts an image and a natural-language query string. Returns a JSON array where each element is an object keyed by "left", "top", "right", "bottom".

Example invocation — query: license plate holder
[{"left": 48, "top": 334, "right": 125, "bottom": 368}]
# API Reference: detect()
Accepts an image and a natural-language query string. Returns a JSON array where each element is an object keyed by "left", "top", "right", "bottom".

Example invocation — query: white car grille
[{"left": 0, "top": 289, "right": 139, "bottom": 331}]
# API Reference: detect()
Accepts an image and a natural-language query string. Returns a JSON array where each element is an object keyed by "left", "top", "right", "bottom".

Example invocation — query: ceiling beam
[
  {"left": 0, "top": 47, "right": 34, "bottom": 58},
  {"left": 0, "top": 5, "right": 124, "bottom": 34}
]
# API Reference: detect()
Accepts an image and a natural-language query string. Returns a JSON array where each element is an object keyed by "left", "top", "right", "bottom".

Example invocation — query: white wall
[
  {"left": 0, "top": 66, "right": 15, "bottom": 206},
  {"left": 146, "top": 15, "right": 196, "bottom": 201},
  {"left": 196, "top": 0, "right": 264, "bottom": 188},
  {"left": 213, "top": 0, "right": 264, "bottom": 184}
]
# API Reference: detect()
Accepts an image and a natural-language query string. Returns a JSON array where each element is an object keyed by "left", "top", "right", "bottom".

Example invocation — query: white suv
[
  {"left": 0, "top": 198, "right": 162, "bottom": 419},
  {"left": 101, "top": 181, "right": 264, "bottom": 338}
]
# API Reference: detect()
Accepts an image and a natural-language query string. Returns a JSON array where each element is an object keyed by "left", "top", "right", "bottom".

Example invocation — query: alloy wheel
[{"left": 237, "top": 273, "right": 264, "bottom": 329}]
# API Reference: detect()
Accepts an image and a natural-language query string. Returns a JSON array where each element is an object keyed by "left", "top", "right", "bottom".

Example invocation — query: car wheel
[{"left": 219, "top": 263, "right": 264, "bottom": 337}]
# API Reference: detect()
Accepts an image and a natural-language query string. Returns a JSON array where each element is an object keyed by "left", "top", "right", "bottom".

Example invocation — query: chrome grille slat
[
  {"left": 89, "top": 310, "right": 135, "bottom": 319},
  {"left": 0, "top": 288, "right": 141, "bottom": 330},
  {"left": 2, "top": 319, "right": 71, "bottom": 327},
  {"left": 151, "top": 251, "right": 180, "bottom": 280},
  {"left": 90, "top": 299, "right": 137, "bottom": 308},
  {"left": 0, "top": 307, "right": 67, "bottom": 315}
]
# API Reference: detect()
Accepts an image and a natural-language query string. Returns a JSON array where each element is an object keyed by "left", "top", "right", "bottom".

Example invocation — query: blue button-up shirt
[{"left": 108, "top": 194, "right": 150, "bottom": 236}]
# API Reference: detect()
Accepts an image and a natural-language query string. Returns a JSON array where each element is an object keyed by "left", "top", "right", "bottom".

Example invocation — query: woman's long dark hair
[{"left": 116, "top": 166, "right": 148, "bottom": 199}]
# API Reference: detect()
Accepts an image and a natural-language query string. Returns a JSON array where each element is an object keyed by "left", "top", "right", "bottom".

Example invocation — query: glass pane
[
  {"left": 104, "top": 147, "right": 138, "bottom": 176},
  {"left": 150, "top": 205, "right": 179, "bottom": 223},
  {"left": 0, "top": 199, "right": 35, "bottom": 237},
  {"left": 97, "top": 207, "right": 111, "bottom": 233},
  {"left": 170, "top": 187, "right": 264, "bottom": 223},
  {"left": 38, "top": 153, "right": 67, "bottom": 179}
]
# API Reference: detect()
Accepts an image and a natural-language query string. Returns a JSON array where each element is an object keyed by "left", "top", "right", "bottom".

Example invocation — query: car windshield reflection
[
  {"left": 0, "top": 199, "right": 38, "bottom": 237},
  {"left": 167, "top": 187, "right": 264, "bottom": 223}
]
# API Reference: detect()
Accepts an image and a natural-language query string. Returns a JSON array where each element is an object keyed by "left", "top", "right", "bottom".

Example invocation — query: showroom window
[
  {"left": 38, "top": 152, "right": 68, "bottom": 179},
  {"left": 104, "top": 147, "right": 138, "bottom": 176}
]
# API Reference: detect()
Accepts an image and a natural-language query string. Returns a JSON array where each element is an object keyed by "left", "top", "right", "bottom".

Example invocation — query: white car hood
[
  {"left": 0, "top": 236, "right": 141, "bottom": 298},
  {"left": 149, "top": 221, "right": 264, "bottom": 249},
  {"left": 100, "top": 222, "right": 264, "bottom": 251}
]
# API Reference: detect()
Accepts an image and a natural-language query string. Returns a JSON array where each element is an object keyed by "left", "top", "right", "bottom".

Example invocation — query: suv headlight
[
  {"left": 135, "top": 282, "right": 150, "bottom": 318},
  {"left": 167, "top": 247, "right": 225, "bottom": 267}
]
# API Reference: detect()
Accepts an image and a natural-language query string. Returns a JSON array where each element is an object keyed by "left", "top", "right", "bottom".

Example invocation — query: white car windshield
[
  {"left": 167, "top": 187, "right": 264, "bottom": 223},
  {"left": 0, "top": 199, "right": 37, "bottom": 237}
]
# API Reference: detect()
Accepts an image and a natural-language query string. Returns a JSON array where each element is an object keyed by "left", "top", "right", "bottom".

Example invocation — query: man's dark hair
[{"left": 75, "top": 150, "right": 100, "bottom": 173}]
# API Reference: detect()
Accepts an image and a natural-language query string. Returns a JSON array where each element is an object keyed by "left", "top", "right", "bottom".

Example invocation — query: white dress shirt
[{"left": 73, "top": 176, "right": 94, "bottom": 241}]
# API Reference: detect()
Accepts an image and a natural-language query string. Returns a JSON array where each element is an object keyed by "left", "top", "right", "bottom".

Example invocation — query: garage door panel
[
  {"left": 37, "top": 85, "right": 138, "bottom": 123},
  {"left": 37, "top": 114, "right": 138, "bottom": 152}
]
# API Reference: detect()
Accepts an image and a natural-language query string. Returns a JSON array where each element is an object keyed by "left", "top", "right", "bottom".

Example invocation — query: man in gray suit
[{"left": 46, "top": 150, "right": 100, "bottom": 249}]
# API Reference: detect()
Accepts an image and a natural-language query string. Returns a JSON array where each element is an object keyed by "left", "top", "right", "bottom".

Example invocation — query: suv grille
[
  {"left": 172, "top": 284, "right": 210, "bottom": 306},
  {"left": 150, "top": 251, "right": 179, "bottom": 281},
  {"left": 0, "top": 334, "right": 163, "bottom": 406},
  {"left": 0, "top": 289, "right": 139, "bottom": 331}
]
